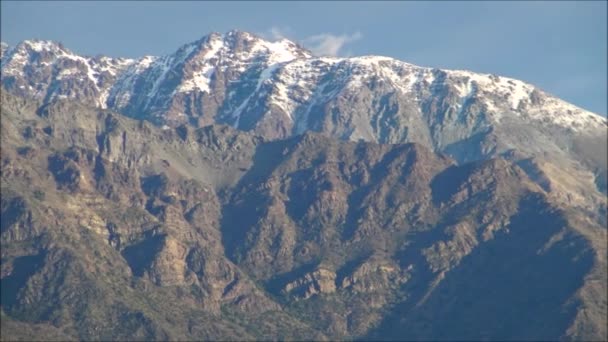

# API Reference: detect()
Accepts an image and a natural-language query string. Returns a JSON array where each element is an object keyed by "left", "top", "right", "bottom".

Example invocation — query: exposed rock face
[
  {"left": 340, "top": 257, "right": 410, "bottom": 295},
  {"left": 283, "top": 267, "right": 337, "bottom": 299},
  {"left": 1, "top": 92, "right": 605, "bottom": 341}
]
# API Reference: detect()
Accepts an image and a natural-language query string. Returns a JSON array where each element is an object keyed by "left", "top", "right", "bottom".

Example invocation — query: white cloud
[
  {"left": 260, "top": 27, "right": 363, "bottom": 57},
  {"left": 269, "top": 26, "right": 287, "bottom": 40},
  {"left": 303, "top": 32, "right": 362, "bottom": 57},
  {"left": 260, "top": 26, "right": 292, "bottom": 41}
]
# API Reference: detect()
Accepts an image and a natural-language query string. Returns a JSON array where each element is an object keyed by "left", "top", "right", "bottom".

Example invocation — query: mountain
[
  {"left": 2, "top": 92, "right": 606, "bottom": 340},
  {"left": 2, "top": 30, "right": 605, "bottom": 144},
  {"left": 1, "top": 31, "right": 607, "bottom": 341},
  {"left": 2, "top": 31, "right": 606, "bottom": 210}
]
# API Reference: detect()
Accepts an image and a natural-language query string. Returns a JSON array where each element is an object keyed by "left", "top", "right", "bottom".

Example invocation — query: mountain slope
[{"left": 1, "top": 92, "right": 606, "bottom": 340}]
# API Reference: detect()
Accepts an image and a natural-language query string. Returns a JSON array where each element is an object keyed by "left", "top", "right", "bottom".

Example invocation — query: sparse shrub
[{"left": 33, "top": 189, "right": 45, "bottom": 200}]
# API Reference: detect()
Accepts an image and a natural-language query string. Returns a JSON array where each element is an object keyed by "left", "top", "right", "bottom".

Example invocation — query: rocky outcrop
[
  {"left": 283, "top": 267, "right": 337, "bottom": 299},
  {"left": 340, "top": 258, "right": 410, "bottom": 294}
]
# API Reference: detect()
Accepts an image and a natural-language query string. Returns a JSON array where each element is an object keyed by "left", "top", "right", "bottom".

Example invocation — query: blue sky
[{"left": 1, "top": 1, "right": 606, "bottom": 115}]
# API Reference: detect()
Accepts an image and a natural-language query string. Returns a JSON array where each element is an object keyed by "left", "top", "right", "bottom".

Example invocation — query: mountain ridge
[
  {"left": 3, "top": 30, "right": 605, "bottom": 214},
  {"left": 2, "top": 31, "right": 605, "bottom": 131}
]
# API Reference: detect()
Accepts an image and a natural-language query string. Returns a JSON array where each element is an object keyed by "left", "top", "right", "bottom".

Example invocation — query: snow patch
[
  {"left": 23, "top": 40, "right": 62, "bottom": 53},
  {"left": 177, "top": 37, "right": 225, "bottom": 93}
]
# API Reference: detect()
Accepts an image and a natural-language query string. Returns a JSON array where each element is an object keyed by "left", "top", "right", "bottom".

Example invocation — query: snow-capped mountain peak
[{"left": 1, "top": 30, "right": 605, "bottom": 164}]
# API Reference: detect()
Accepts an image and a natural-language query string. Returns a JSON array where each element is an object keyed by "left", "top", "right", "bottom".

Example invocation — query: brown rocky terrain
[{"left": 1, "top": 91, "right": 606, "bottom": 340}]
